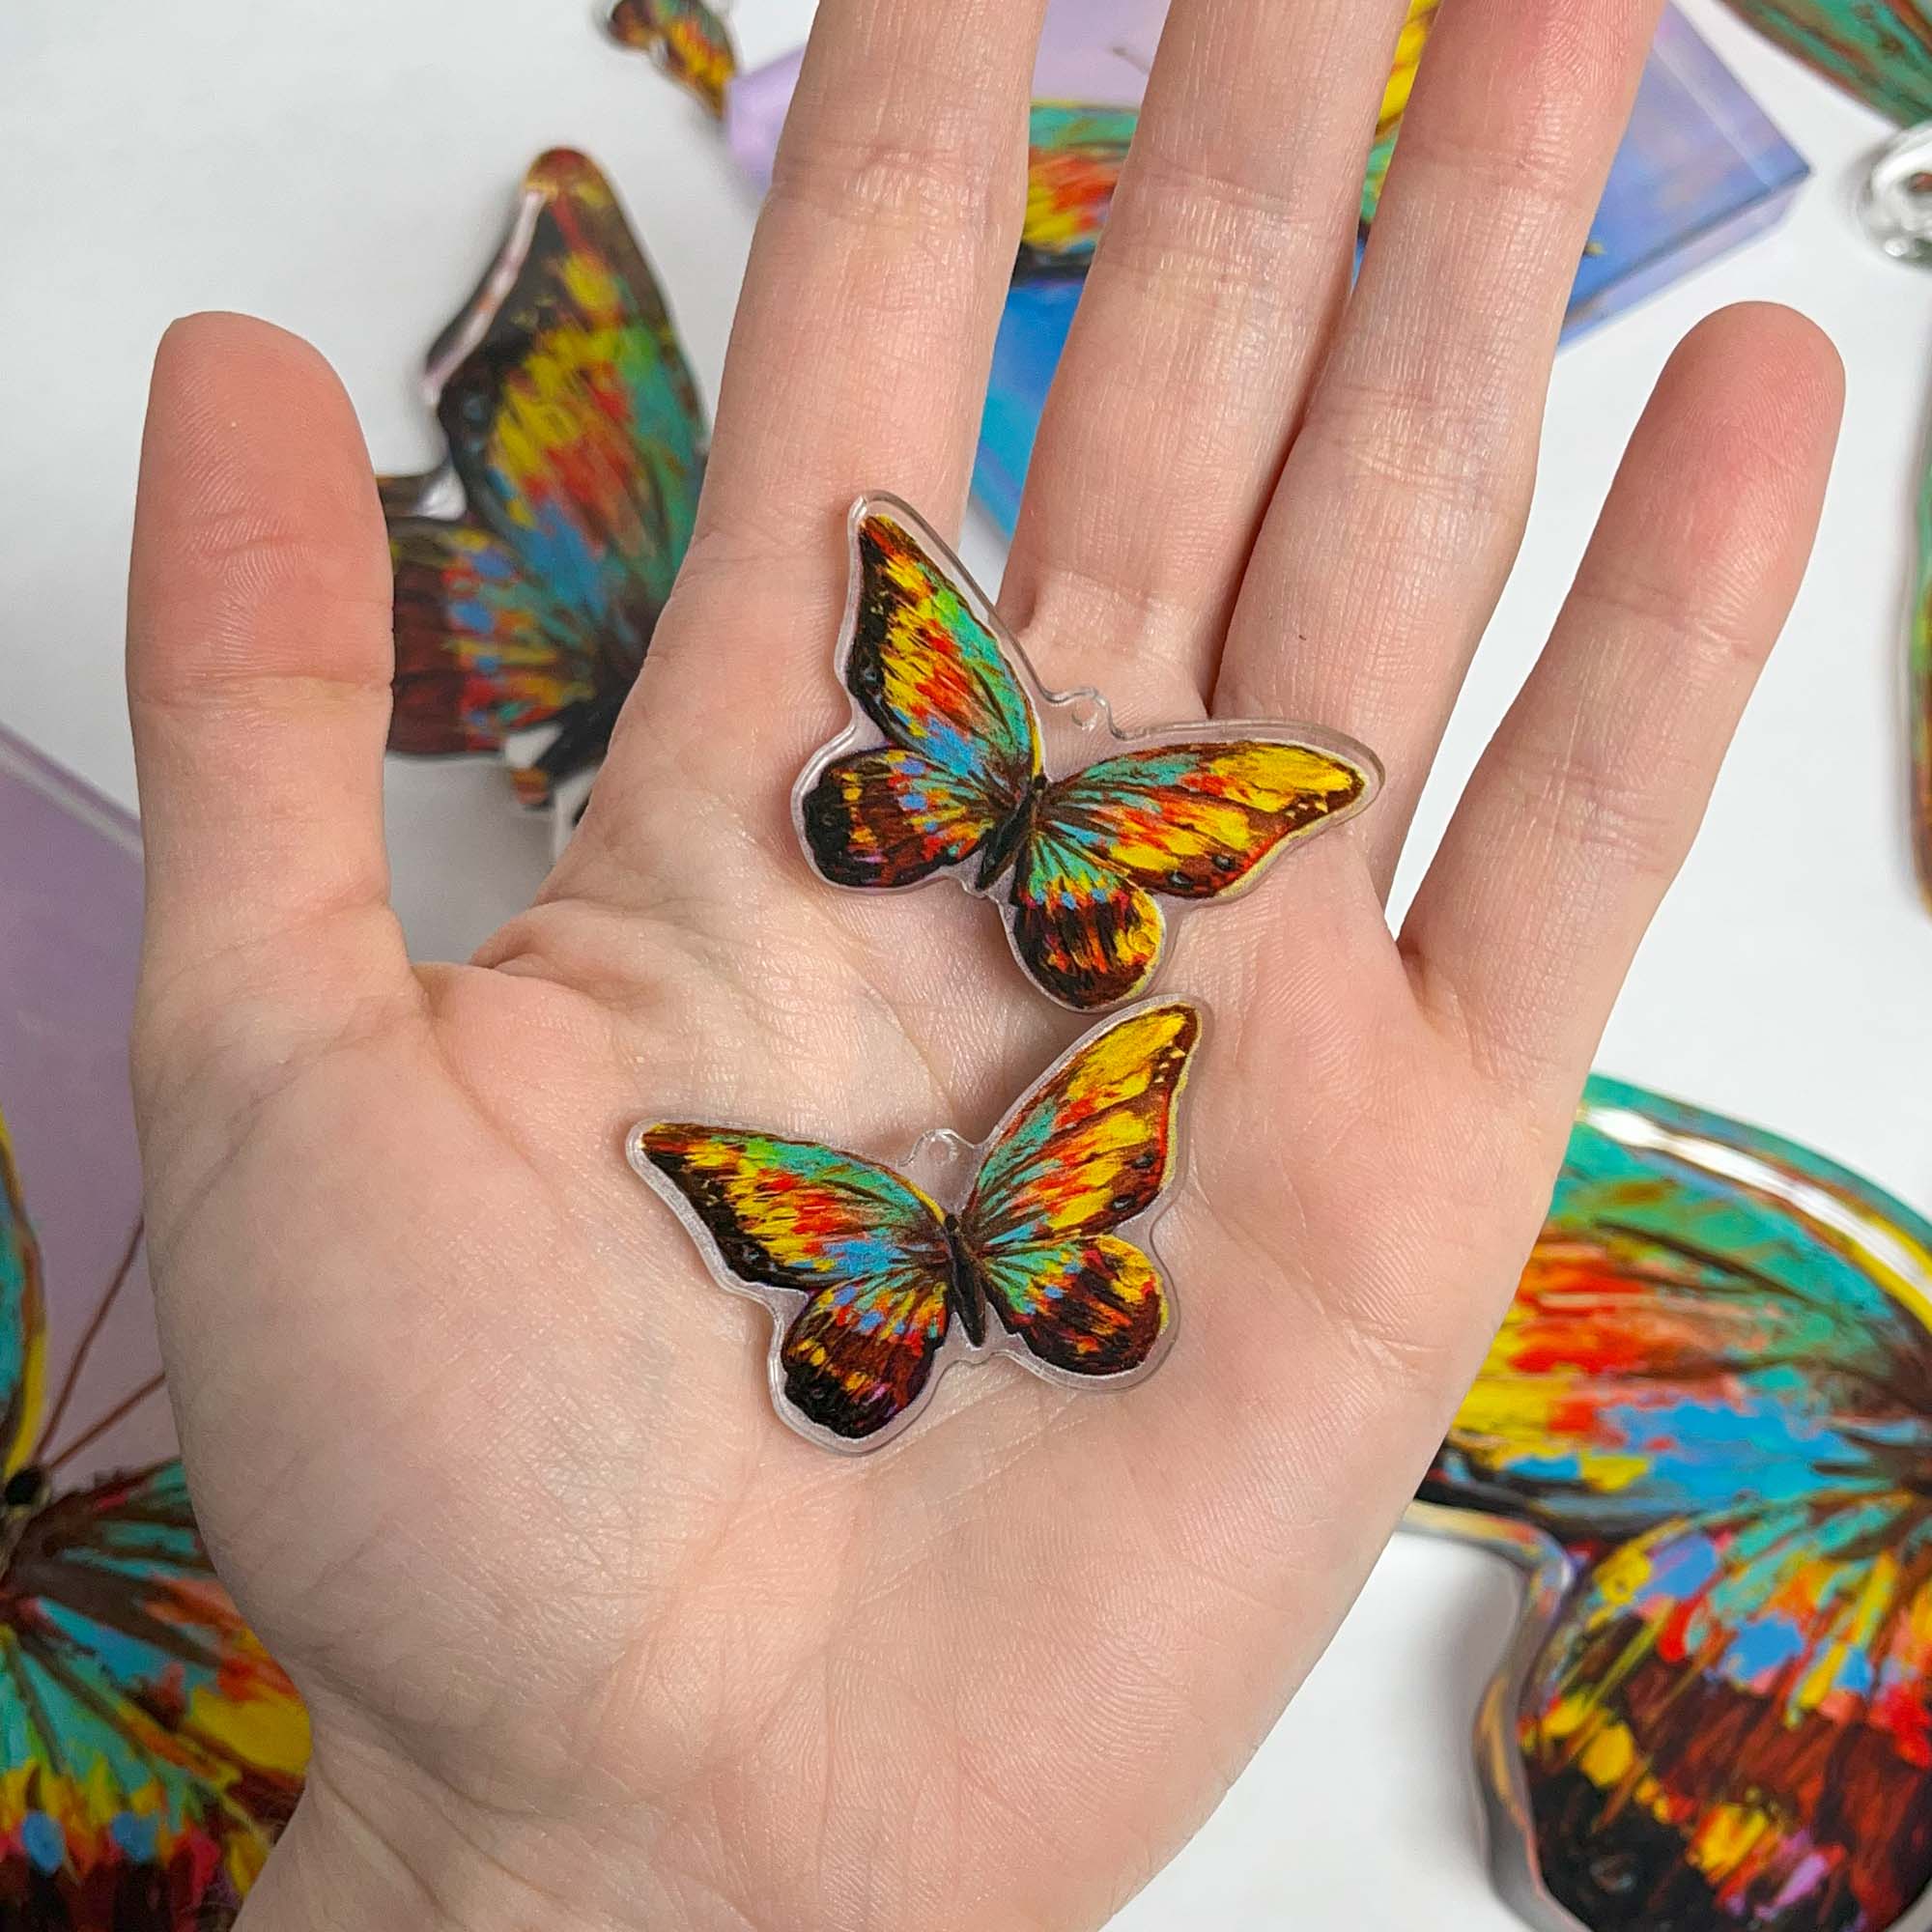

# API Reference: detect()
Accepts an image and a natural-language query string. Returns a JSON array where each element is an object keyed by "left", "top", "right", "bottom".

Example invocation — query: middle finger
[{"left": 1000, "top": 0, "right": 1417, "bottom": 717}]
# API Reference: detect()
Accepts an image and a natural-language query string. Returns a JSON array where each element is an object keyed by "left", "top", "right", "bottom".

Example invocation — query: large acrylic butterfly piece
[
  {"left": 631, "top": 1000, "right": 1199, "bottom": 1451},
  {"left": 380, "top": 150, "right": 708, "bottom": 848},
  {"left": 0, "top": 1108, "right": 306, "bottom": 1929},
  {"left": 1412, "top": 1079, "right": 1932, "bottom": 1932},
  {"left": 604, "top": 0, "right": 738, "bottom": 117},
  {"left": 1719, "top": 0, "right": 1932, "bottom": 125},
  {"left": 793, "top": 498, "right": 1379, "bottom": 1011}
]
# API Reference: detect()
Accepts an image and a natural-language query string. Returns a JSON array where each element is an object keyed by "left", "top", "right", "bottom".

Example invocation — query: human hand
[{"left": 125, "top": 0, "right": 1840, "bottom": 1926}]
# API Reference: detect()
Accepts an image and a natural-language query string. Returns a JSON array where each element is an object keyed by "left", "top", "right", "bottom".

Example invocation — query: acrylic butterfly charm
[
  {"left": 1412, "top": 1079, "right": 1932, "bottom": 1932},
  {"left": 380, "top": 149, "right": 707, "bottom": 849},
  {"left": 632, "top": 1000, "right": 1199, "bottom": 1451},
  {"left": 0, "top": 1108, "right": 306, "bottom": 1929},
  {"left": 604, "top": 0, "right": 738, "bottom": 117},
  {"left": 794, "top": 499, "right": 1379, "bottom": 1011}
]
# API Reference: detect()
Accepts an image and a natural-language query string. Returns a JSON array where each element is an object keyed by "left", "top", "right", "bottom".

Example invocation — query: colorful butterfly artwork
[
  {"left": 631, "top": 999, "right": 1200, "bottom": 1450},
  {"left": 793, "top": 498, "right": 1378, "bottom": 1010},
  {"left": 1017, "top": 102, "right": 1138, "bottom": 279},
  {"left": 0, "top": 1108, "right": 306, "bottom": 1929},
  {"left": 1362, "top": 0, "right": 1441, "bottom": 228},
  {"left": 1016, "top": 0, "right": 1439, "bottom": 275},
  {"left": 1413, "top": 1078, "right": 1932, "bottom": 1932},
  {"left": 380, "top": 149, "right": 708, "bottom": 848},
  {"left": 604, "top": 0, "right": 738, "bottom": 117},
  {"left": 1719, "top": 0, "right": 1932, "bottom": 125}
]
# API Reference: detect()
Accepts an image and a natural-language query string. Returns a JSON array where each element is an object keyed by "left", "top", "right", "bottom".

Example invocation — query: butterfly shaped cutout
[
  {"left": 379, "top": 150, "right": 708, "bottom": 849},
  {"left": 604, "top": 0, "right": 738, "bottom": 118},
  {"left": 0, "top": 1109, "right": 307, "bottom": 1928},
  {"left": 1412, "top": 1079, "right": 1932, "bottom": 1932},
  {"left": 631, "top": 999, "right": 1199, "bottom": 1451},
  {"left": 792, "top": 498, "right": 1379, "bottom": 1011}
]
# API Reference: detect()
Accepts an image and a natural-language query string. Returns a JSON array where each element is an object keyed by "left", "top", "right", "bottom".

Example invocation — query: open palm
[{"left": 126, "top": 1, "right": 1839, "bottom": 1927}]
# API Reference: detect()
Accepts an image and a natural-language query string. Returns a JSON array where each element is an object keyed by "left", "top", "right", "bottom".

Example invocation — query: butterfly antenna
[
  {"left": 43, "top": 1372, "right": 166, "bottom": 1477},
  {"left": 33, "top": 1214, "right": 144, "bottom": 1465}
]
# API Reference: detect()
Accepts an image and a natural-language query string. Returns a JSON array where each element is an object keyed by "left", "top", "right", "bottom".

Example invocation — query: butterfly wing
[
  {"left": 1718, "top": 1, "right": 1932, "bottom": 126},
  {"left": 1018, "top": 103, "right": 1137, "bottom": 279},
  {"left": 1516, "top": 1493, "right": 1932, "bottom": 1932},
  {"left": 631, "top": 1125, "right": 957, "bottom": 1445},
  {"left": 1361, "top": 0, "right": 1439, "bottom": 226},
  {"left": 0, "top": 1461, "right": 307, "bottom": 1926},
  {"left": 387, "top": 519, "right": 578, "bottom": 759},
  {"left": 797, "top": 500, "right": 1039, "bottom": 890},
  {"left": 960, "top": 1001, "right": 1199, "bottom": 1378},
  {"left": 1419, "top": 1080, "right": 1932, "bottom": 1932},
  {"left": 383, "top": 148, "right": 707, "bottom": 808},
  {"left": 0, "top": 1116, "right": 44, "bottom": 1479},
  {"left": 606, "top": 0, "right": 738, "bottom": 116},
  {"left": 1008, "top": 737, "right": 1378, "bottom": 1010}
]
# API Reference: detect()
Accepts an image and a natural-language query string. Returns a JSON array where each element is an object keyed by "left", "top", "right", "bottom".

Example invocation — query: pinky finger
[{"left": 1400, "top": 303, "right": 1842, "bottom": 1101}]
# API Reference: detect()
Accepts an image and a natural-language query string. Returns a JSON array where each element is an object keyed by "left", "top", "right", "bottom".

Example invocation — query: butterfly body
[
  {"left": 632, "top": 1000, "right": 1199, "bottom": 1449},
  {"left": 796, "top": 497, "right": 1380, "bottom": 1010},
  {"left": 934, "top": 1213, "right": 992, "bottom": 1351},
  {"left": 969, "top": 772, "right": 1050, "bottom": 891}
]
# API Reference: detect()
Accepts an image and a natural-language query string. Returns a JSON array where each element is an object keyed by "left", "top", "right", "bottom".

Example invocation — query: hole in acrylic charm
[
  {"left": 790, "top": 494, "right": 1384, "bottom": 1013},
  {"left": 627, "top": 998, "right": 1204, "bottom": 1454}
]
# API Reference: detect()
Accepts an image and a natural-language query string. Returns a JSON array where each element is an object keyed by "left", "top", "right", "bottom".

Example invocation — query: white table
[{"left": 3, "top": 3, "right": 1927, "bottom": 1922}]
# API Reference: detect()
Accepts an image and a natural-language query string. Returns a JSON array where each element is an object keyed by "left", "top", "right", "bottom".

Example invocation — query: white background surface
[{"left": 2, "top": 2, "right": 1929, "bottom": 1924}]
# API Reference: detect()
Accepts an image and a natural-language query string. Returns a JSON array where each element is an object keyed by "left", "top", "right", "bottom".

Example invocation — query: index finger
[{"left": 691, "top": 0, "right": 1046, "bottom": 570}]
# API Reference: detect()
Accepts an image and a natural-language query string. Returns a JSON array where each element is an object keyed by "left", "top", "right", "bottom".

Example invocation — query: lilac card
[{"left": 0, "top": 726, "right": 174, "bottom": 1474}]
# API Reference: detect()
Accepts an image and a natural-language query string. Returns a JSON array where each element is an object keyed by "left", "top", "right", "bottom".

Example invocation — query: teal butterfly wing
[
  {"left": 384, "top": 148, "right": 707, "bottom": 812},
  {"left": 630, "top": 1124, "right": 959, "bottom": 1446},
  {"left": 1418, "top": 1080, "right": 1932, "bottom": 1932},
  {"left": 0, "top": 1462, "right": 308, "bottom": 1925},
  {"left": 1010, "top": 739, "right": 1377, "bottom": 1009},
  {"left": 961, "top": 1001, "right": 1198, "bottom": 1377},
  {"left": 796, "top": 498, "right": 1040, "bottom": 891}
]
